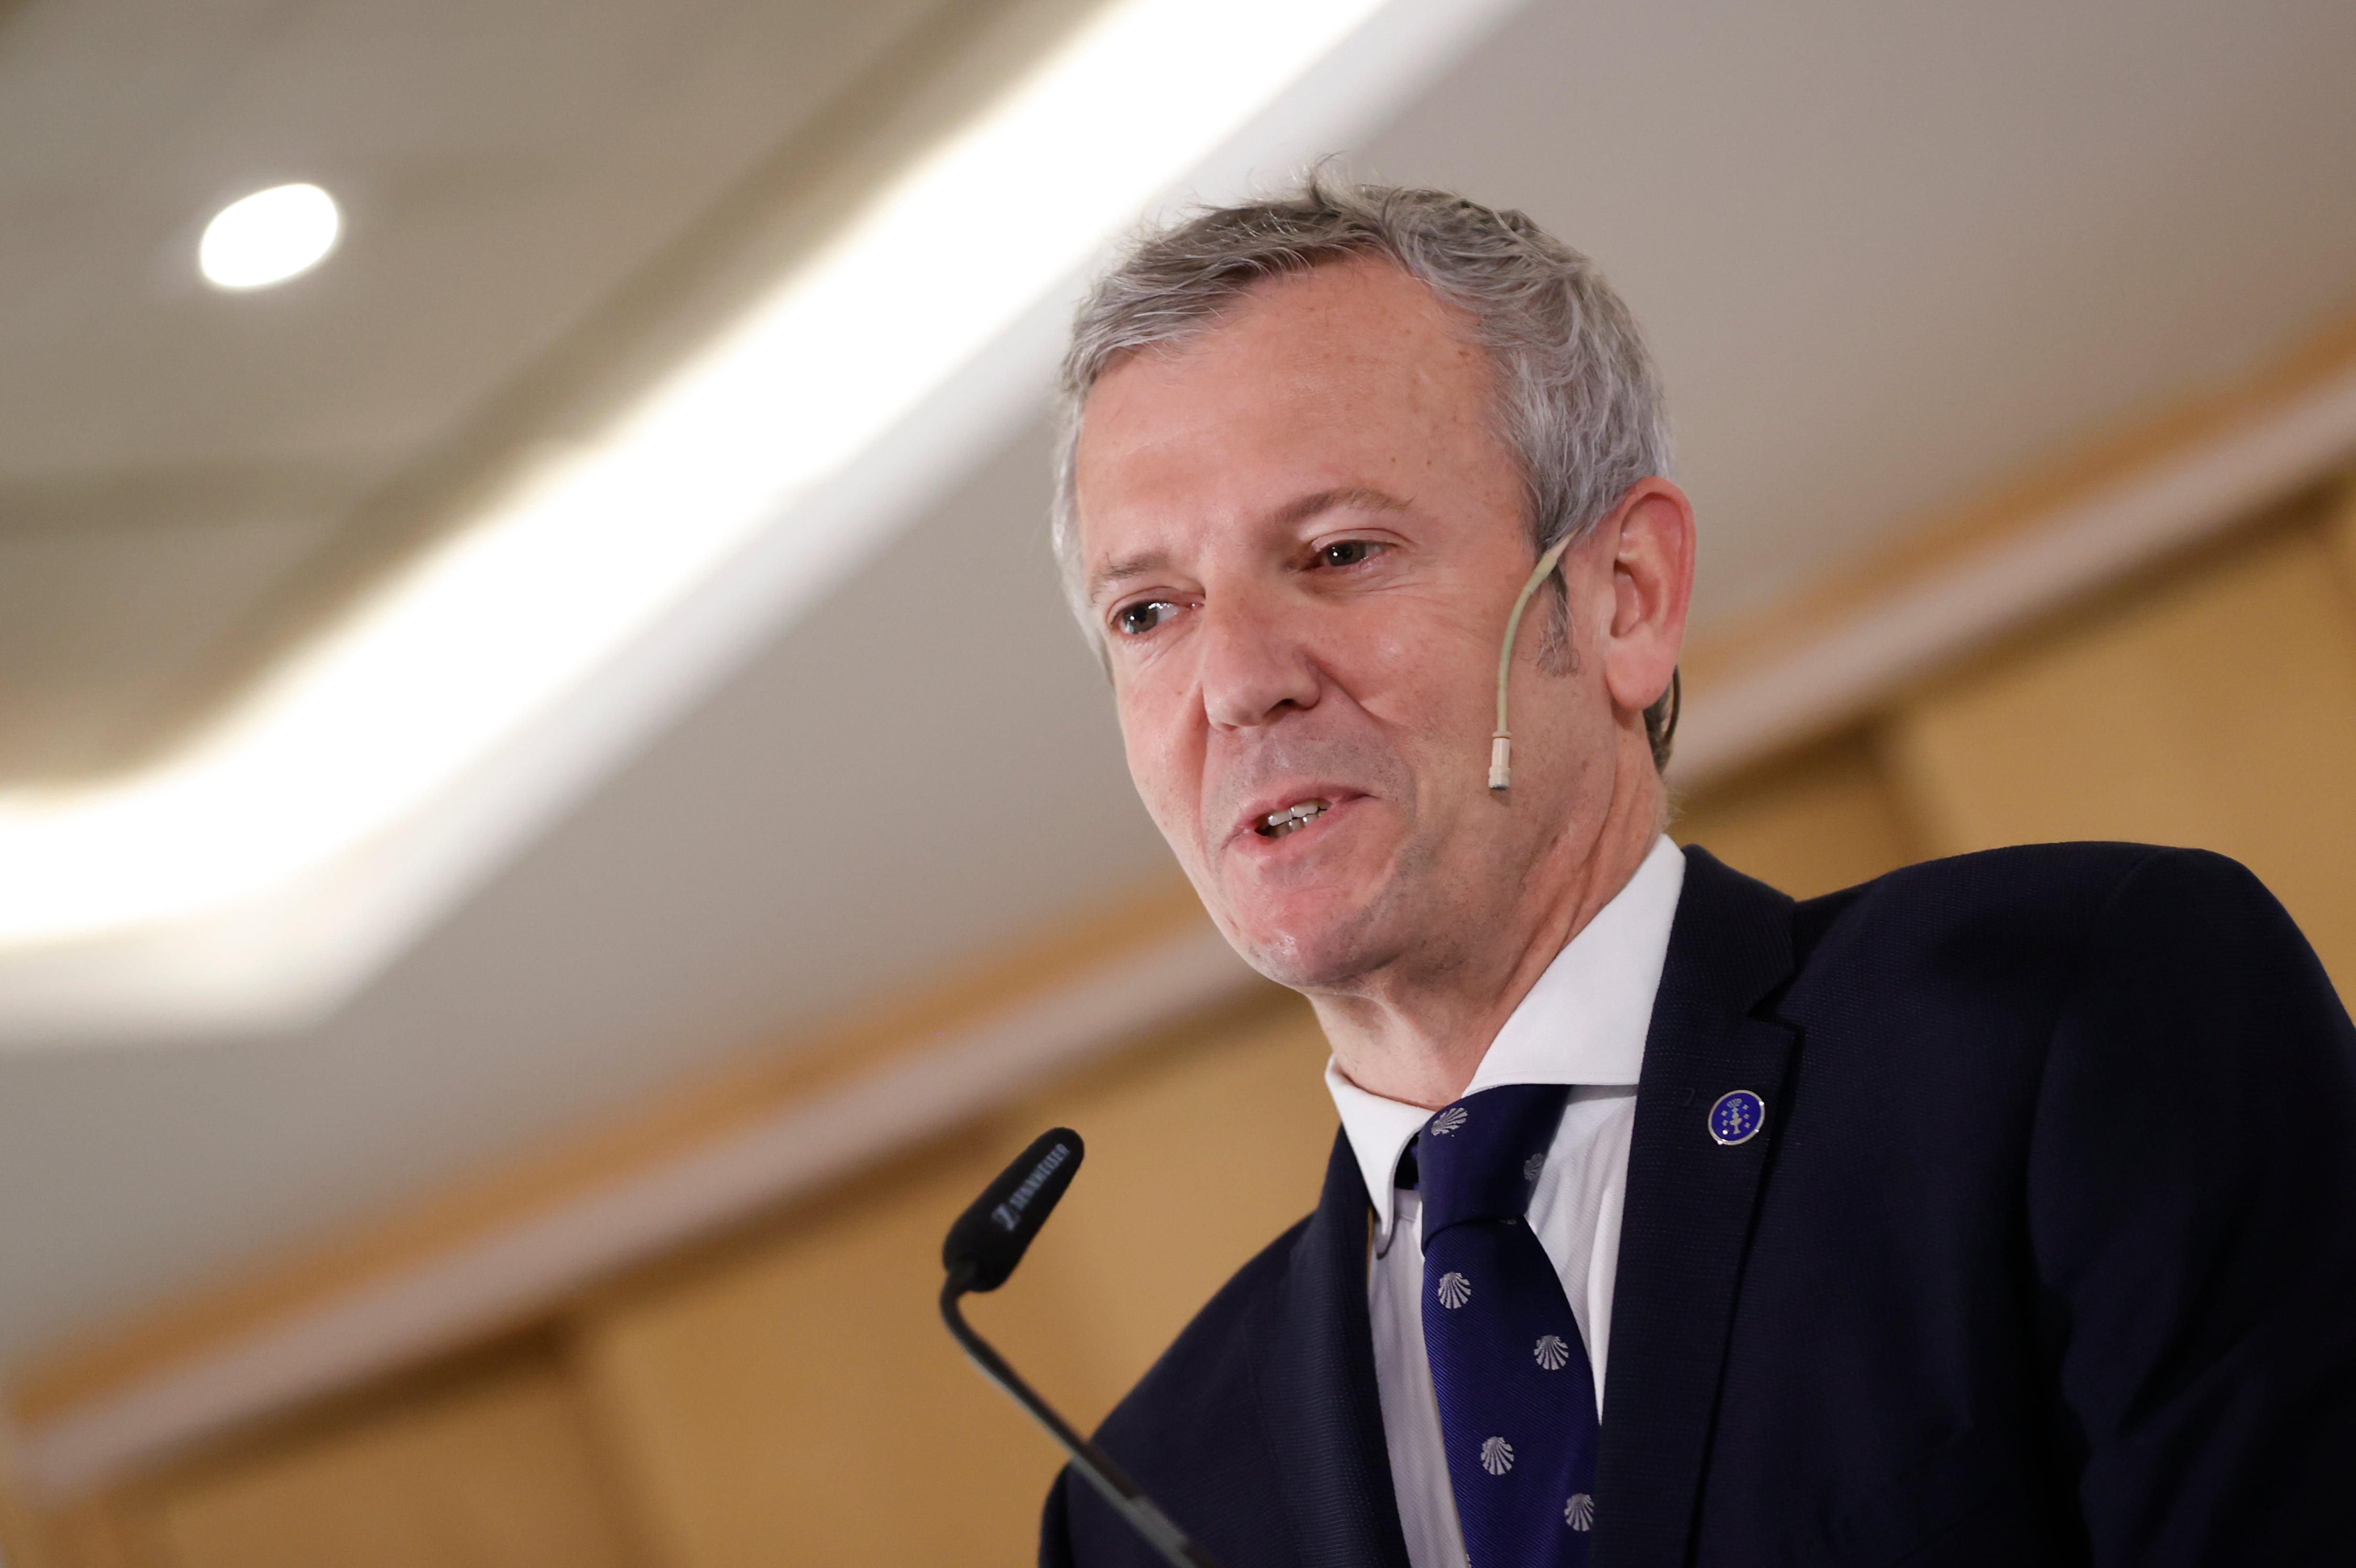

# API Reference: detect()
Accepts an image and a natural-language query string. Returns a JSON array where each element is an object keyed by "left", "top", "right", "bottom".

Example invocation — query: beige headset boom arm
[{"left": 1488, "top": 533, "right": 1577, "bottom": 791}]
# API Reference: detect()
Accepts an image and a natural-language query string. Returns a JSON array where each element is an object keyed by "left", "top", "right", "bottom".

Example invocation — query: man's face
[{"left": 1072, "top": 258, "right": 1630, "bottom": 993}]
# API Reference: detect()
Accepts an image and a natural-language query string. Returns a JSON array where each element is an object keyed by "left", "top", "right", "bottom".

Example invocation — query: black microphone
[{"left": 940, "top": 1128, "right": 1223, "bottom": 1568}]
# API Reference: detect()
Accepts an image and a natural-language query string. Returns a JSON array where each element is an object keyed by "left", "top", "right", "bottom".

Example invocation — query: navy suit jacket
[{"left": 1041, "top": 843, "right": 2356, "bottom": 1566}]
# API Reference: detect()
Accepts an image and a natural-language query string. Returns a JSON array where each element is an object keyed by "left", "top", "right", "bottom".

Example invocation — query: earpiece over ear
[{"left": 1488, "top": 534, "right": 1577, "bottom": 791}]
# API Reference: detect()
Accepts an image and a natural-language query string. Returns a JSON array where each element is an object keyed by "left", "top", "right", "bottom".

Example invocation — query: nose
[{"left": 1197, "top": 587, "right": 1320, "bottom": 731}]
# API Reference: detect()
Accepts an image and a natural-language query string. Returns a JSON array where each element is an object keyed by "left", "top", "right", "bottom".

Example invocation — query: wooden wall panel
[
  {"left": 110, "top": 1351, "right": 639, "bottom": 1568},
  {"left": 576, "top": 1134, "right": 1046, "bottom": 1568},
  {"left": 1674, "top": 735, "right": 1922, "bottom": 899},
  {"left": 35, "top": 1499, "right": 143, "bottom": 1568},
  {"left": 1008, "top": 996, "right": 1333, "bottom": 1407},
  {"left": 2331, "top": 478, "right": 2356, "bottom": 595},
  {"left": 1886, "top": 522, "right": 2356, "bottom": 990},
  {"left": 575, "top": 993, "right": 1330, "bottom": 1568}
]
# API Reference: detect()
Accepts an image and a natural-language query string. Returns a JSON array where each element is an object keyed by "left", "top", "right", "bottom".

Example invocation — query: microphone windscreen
[{"left": 943, "top": 1127, "right": 1085, "bottom": 1292}]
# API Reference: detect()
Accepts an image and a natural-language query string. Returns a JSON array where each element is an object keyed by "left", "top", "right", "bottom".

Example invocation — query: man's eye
[
  {"left": 1318, "top": 539, "right": 1376, "bottom": 568},
  {"left": 1113, "top": 599, "right": 1180, "bottom": 637}
]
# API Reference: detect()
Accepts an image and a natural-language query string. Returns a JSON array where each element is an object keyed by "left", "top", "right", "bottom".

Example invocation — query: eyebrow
[
  {"left": 1270, "top": 485, "right": 1414, "bottom": 529},
  {"left": 1085, "top": 486, "right": 1414, "bottom": 605},
  {"left": 1088, "top": 549, "right": 1174, "bottom": 605}
]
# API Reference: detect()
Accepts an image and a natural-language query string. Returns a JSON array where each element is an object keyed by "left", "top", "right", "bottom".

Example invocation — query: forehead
[{"left": 1071, "top": 257, "right": 1501, "bottom": 573}]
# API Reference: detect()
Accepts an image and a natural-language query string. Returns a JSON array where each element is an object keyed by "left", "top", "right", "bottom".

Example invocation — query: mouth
[{"left": 1253, "top": 798, "right": 1333, "bottom": 841}]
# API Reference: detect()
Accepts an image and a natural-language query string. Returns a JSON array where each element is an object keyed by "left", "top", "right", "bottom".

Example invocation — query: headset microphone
[
  {"left": 1488, "top": 535, "right": 1683, "bottom": 790},
  {"left": 940, "top": 1129, "right": 1224, "bottom": 1568},
  {"left": 1489, "top": 533, "right": 1578, "bottom": 790}
]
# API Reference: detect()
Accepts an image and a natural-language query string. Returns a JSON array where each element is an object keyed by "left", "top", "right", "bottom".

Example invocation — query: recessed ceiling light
[{"left": 198, "top": 182, "right": 341, "bottom": 290}]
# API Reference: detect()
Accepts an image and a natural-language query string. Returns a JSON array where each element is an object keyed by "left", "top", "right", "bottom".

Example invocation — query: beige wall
[
  {"left": 35, "top": 996, "right": 1336, "bottom": 1568},
  {"left": 575, "top": 996, "right": 1332, "bottom": 1568},
  {"left": 1679, "top": 481, "right": 2356, "bottom": 992},
  {"left": 1674, "top": 735, "right": 1923, "bottom": 899},
  {"left": 1885, "top": 511, "right": 2356, "bottom": 992},
  {"left": 18, "top": 479, "right": 2354, "bottom": 1566},
  {"left": 47, "top": 1342, "right": 645, "bottom": 1568}
]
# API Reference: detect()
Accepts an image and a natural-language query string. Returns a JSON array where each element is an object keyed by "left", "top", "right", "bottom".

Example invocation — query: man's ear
[{"left": 1598, "top": 478, "right": 1695, "bottom": 718}]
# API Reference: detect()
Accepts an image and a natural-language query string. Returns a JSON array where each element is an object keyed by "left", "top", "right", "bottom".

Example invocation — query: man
[{"left": 1039, "top": 181, "right": 2355, "bottom": 1567}]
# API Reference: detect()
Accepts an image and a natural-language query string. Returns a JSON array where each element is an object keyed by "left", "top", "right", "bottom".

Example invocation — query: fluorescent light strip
[{"left": 0, "top": 0, "right": 1390, "bottom": 949}]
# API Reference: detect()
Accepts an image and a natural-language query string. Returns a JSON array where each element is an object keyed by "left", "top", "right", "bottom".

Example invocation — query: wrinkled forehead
[{"left": 1069, "top": 259, "right": 1503, "bottom": 584}]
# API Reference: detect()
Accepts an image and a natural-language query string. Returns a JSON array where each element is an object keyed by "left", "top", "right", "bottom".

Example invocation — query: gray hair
[{"left": 1051, "top": 176, "right": 1679, "bottom": 764}]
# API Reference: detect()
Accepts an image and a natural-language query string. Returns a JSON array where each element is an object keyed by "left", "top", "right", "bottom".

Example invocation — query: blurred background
[{"left": 3, "top": 0, "right": 2354, "bottom": 1562}]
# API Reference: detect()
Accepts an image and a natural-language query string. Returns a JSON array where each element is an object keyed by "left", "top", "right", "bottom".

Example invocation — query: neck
[{"left": 1312, "top": 754, "right": 1664, "bottom": 1110}]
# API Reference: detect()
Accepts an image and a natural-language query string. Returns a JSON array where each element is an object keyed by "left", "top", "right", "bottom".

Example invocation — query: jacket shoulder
[
  {"left": 1813, "top": 837, "right": 2172, "bottom": 905},
  {"left": 1787, "top": 840, "right": 2240, "bottom": 950}
]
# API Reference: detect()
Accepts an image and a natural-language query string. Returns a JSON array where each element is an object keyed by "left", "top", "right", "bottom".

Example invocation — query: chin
[{"left": 1221, "top": 895, "right": 1395, "bottom": 993}]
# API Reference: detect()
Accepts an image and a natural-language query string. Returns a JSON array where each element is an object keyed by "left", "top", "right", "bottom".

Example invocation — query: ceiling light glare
[
  {"left": 0, "top": 0, "right": 1518, "bottom": 1019},
  {"left": 0, "top": 0, "right": 1397, "bottom": 953},
  {"left": 199, "top": 183, "right": 341, "bottom": 290}
]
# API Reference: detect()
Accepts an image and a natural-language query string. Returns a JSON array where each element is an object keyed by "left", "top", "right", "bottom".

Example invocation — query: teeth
[{"left": 1259, "top": 800, "right": 1330, "bottom": 837}]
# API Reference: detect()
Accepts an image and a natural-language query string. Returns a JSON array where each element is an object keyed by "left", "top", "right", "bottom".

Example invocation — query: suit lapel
[
  {"left": 1247, "top": 1130, "right": 1414, "bottom": 1568},
  {"left": 1593, "top": 847, "right": 1799, "bottom": 1568}
]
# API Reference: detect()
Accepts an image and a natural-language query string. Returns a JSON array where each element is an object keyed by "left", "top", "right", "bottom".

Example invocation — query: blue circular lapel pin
[{"left": 1708, "top": 1089, "right": 1765, "bottom": 1146}]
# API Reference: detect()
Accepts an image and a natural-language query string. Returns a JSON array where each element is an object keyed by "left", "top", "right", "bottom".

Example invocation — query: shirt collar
[{"left": 1325, "top": 834, "right": 1687, "bottom": 1245}]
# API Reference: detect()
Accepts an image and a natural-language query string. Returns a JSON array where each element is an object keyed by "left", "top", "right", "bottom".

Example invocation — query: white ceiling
[
  {"left": 0, "top": 0, "right": 962, "bottom": 781},
  {"left": 4, "top": 0, "right": 2354, "bottom": 1369}
]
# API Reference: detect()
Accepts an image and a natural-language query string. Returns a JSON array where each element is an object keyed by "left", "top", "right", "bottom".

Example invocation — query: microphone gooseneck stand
[
  {"left": 937, "top": 1127, "right": 1222, "bottom": 1568},
  {"left": 940, "top": 1265, "right": 1221, "bottom": 1568}
]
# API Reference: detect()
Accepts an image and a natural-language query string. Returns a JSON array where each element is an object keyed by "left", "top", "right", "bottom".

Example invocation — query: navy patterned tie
[{"left": 1415, "top": 1083, "right": 1598, "bottom": 1564}]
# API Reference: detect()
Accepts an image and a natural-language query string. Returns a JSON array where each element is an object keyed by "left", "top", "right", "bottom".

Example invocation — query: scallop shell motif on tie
[
  {"left": 1479, "top": 1436, "right": 1514, "bottom": 1475},
  {"left": 1436, "top": 1271, "right": 1472, "bottom": 1309},
  {"left": 1532, "top": 1333, "right": 1570, "bottom": 1371},
  {"left": 1431, "top": 1105, "right": 1469, "bottom": 1136},
  {"left": 1565, "top": 1493, "right": 1595, "bottom": 1531}
]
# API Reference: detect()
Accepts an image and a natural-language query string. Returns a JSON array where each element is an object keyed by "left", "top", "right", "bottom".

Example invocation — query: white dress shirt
[{"left": 1323, "top": 835, "right": 1686, "bottom": 1568}]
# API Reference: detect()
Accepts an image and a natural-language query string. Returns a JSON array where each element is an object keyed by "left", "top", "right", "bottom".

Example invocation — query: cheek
[
  {"left": 1114, "top": 687, "right": 1203, "bottom": 828},
  {"left": 1333, "top": 612, "right": 1423, "bottom": 689},
  {"left": 1344, "top": 610, "right": 1485, "bottom": 737}
]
